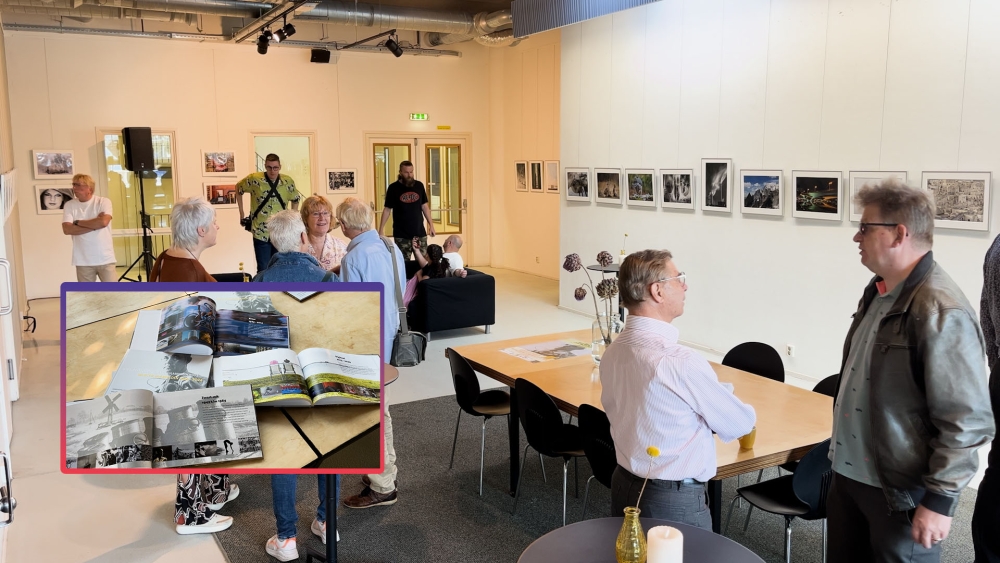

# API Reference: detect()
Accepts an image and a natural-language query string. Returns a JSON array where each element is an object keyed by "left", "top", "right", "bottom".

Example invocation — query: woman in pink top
[{"left": 301, "top": 195, "right": 348, "bottom": 275}]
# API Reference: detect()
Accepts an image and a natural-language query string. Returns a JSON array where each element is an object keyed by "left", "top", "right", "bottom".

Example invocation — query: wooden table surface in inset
[{"left": 65, "top": 291, "right": 193, "bottom": 330}]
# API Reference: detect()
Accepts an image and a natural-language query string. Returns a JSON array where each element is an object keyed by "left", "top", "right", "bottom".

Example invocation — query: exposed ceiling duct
[
  {"left": 473, "top": 28, "right": 518, "bottom": 48},
  {"left": 294, "top": 1, "right": 478, "bottom": 34},
  {"left": 1, "top": 4, "right": 197, "bottom": 23},
  {"left": 422, "top": 9, "right": 510, "bottom": 47},
  {"left": 3, "top": 22, "right": 225, "bottom": 39},
  {"left": 0, "top": 0, "right": 266, "bottom": 17}
]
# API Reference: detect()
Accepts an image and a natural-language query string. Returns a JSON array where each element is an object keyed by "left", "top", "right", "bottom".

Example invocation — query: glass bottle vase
[
  {"left": 592, "top": 312, "right": 624, "bottom": 366},
  {"left": 615, "top": 506, "right": 647, "bottom": 563}
]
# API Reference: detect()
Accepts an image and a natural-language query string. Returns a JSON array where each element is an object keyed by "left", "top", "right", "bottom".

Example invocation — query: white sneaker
[
  {"left": 175, "top": 513, "right": 233, "bottom": 535},
  {"left": 265, "top": 535, "right": 299, "bottom": 562},
  {"left": 311, "top": 519, "right": 340, "bottom": 544},
  {"left": 206, "top": 484, "right": 240, "bottom": 511}
]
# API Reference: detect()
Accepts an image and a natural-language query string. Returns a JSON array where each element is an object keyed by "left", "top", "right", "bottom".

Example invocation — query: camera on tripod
[{"left": 240, "top": 217, "right": 252, "bottom": 232}]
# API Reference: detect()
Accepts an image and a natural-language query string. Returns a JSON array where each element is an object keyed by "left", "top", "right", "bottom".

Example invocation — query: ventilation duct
[
  {"left": 3, "top": 22, "right": 225, "bottom": 39},
  {"left": 0, "top": 0, "right": 268, "bottom": 17},
  {"left": 511, "top": 0, "right": 661, "bottom": 37},
  {"left": 295, "top": 1, "right": 475, "bottom": 34},
  {"left": 423, "top": 9, "right": 511, "bottom": 47},
  {"left": 1, "top": 4, "right": 197, "bottom": 23},
  {"left": 473, "top": 29, "right": 518, "bottom": 48}
]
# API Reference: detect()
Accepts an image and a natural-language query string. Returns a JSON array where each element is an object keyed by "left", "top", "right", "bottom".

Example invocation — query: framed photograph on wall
[
  {"left": 326, "top": 169, "right": 358, "bottom": 194},
  {"left": 529, "top": 161, "right": 543, "bottom": 193},
  {"left": 202, "top": 150, "right": 236, "bottom": 176},
  {"left": 544, "top": 160, "right": 560, "bottom": 193},
  {"left": 659, "top": 169, "right": 694, "bottom": 210},
  {"left": 701, "top": 158, "right": 732, "bottom": 213},
  {"left": 922, "top": 171, "right": 991, "bottom": 231},
  {"left": 565, "top": 168, "right": 591, "bottom": 202},
  {"left": 204, "top": 183, "right": 238, "bottom": 208},
  {"left": 625, "top": 169, "right": 656, "bottom": 208},
  {"left": 32, "top": 150, "right": 74, "bottom": 180},
  {"left": 740, "top": 170, "right": 783, "bottom": 216},
  {"left": 791, "top": 170, "right": 843, "bottom": 221},
  {"left": 35, "top": 185, "right": 74, "bottom": 215},
  {"left": 595, "top": 168, "right": 622, "bottom": 204},
  {"left": 514, "top": 161, "right": 528, "bottom": 192},
  {"left": 848, "top": 171, "right": 908, "bottom": 222}
]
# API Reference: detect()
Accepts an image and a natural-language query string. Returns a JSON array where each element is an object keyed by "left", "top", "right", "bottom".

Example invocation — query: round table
[
  {"left": 518, "top": 517, "right": 764, "bottom": 563},
  {"left": 384, "top": 364, "right": 399, "bottom": 386}
]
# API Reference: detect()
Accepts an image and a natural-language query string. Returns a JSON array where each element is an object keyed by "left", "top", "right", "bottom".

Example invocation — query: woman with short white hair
[{"left": 149, "top": 197, "right": 220, "bottom": 282}]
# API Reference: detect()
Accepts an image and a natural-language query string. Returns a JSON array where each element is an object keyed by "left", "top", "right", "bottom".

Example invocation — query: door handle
[
  {"left": 0, "top": 259, "right": 11, "bottom": 316},
  {"left": 0, "top": 452, "right": 15, "bottom": 527}
]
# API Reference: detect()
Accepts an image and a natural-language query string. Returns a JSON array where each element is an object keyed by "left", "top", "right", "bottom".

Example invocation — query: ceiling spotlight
[
  {"left": 257, "top": 29, "right": 271, "bottom": 55},
  {"left": 283, "top": 22, "right": 296, "bottom": 38},
  {"left": 273, "top": 28, "right": 286, "bottom": 42},
  {"left": 385, "top": 35, "right": 403, "bottom": 57}
]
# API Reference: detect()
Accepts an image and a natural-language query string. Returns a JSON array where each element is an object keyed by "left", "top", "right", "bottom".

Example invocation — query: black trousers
[
  {"left": 827, "top": 473, "right": 941, "bottom": 563},
  {"left": 973, "top": 473, "right": 1000, "bottom": 563},
  {"left": 610, "top": 466, "right": 712, "bottom": 530}
]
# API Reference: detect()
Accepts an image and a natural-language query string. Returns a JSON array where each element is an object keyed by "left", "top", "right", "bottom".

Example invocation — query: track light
[
  {"left": 273, "top": 18, "right": 295, "bottom": 43},
  {"left": 385, "top": 34, "right": 403, "bottom": 57},
  {"left": 283, "top": 22, "right": 295, "bottom": 38},
  {"left": 256, "top": 29, "right": 271, "bottom": 55}
]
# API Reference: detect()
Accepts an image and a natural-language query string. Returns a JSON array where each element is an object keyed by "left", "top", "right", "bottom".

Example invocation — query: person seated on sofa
[
  {"left": 441, "top": 235, "right": 465, "bottom": 271},
  {"left": 402, "top": 241, "right": 465, "bottom": 307},
  {"left": 252, "top": 210, "right": 337, "bottom": 282}
]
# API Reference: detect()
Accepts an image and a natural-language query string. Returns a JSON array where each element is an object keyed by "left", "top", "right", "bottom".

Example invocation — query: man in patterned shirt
[{"left": 236, "top": 153, "right": 302, "bottom": 274}]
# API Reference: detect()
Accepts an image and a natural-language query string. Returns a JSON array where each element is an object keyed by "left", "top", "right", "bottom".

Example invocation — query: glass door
[
  {"left": 424, "top": 144, "right": 462, "bottom": 235},
  {"left": 372, "top": 143, "right": 412, "bottom": 236}
]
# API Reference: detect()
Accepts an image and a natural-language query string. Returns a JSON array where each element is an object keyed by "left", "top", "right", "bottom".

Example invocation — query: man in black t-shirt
[{"left": 379, "top": 160, "right": 436, "bottom": 260}]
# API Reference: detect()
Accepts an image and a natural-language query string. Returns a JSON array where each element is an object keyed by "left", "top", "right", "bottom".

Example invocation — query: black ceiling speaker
[
  {"left": 310, "top": 49, "right": 332, "bottom": 63},
  {"left": 122, "top": 127, "right": 154, "bottom": 172}
]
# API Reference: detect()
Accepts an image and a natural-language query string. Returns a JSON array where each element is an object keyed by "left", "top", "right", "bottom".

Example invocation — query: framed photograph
[
  {"left": 595, "top": 168, "right": 622, "bottom": 204},
  {"left": 701, "top": 158, "right": 733, "bottom": 212},
  {"left": 740, "top": 170, "right": 783, "bottom": 216},
  {"left": 565, "top": 168, "right": 591, "bottom": 202},
  {"left": 202, "top": 151, "right": 236, "bottom": 176},
  {"left": 544, "top": 160, "right": 560, "bottom": 193},
  {"left": 848, "top": 171, "right": 908, "bottom": 222},
  {"left": 32, "top": 150, "right": 74, "bottom": 180},
  {"left": 529, "top": 161, "right": 543, "bottom": 193},
  {"left": 326, "top": 168, "right": 358, "bottom": 194},
  {"left": 659, "top": 169, "right": 695, "bottom": 210},
  {"left": 922, "top": 171, "right": 991, "bottom": 231},
  {"left": 35, "top": 185, "right": 74, "bottom": 215},
  {"left": 204, "top": 183, "right": 238, "bottom": 208},
  {"left": 792, "top": 171, "right": 843, "bottom": 221},
  {"left": 625, "top": 169, "right": 656, "bottom": 208},
  {"left": 514, "top": 161, "right": 528, "bottom": 192}
]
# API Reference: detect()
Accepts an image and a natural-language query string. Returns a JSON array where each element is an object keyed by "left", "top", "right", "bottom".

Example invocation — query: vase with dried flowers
[
  {"left": 616, "top": 446, "right": 660, "bottom": 563},
  {"left": 563, "top": 251, "right": 624, "bottom": 365},
  {"left": 619, "top": 233, "right": 629, "bottom": 264}
]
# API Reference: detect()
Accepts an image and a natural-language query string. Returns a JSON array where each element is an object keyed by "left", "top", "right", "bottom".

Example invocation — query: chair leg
[
  {"left": 538, "top": 452, "right": 547, "bottom": 483},
  {"left": 756, "top": 468, "right": 764, "bottom": 483},
  {"left": 742, "top": 504, "right": 754, "bottom": 532},
  {"left": 479, "top": 418, "right": 487, "bottom": 496},
  {"left": 449, "top": 409, "right": 462, "bottom": 470},
  {"left": 512, "top": 444, "right": 531, "bottom": 515},
  {"left": 485, "top": 324, "right": 491, "bottom": 334},
  {"left": 822, "top": 518, "right": 827, "bottom": 563},
  {"left": 723, "top": 495, "right": 741, "bottom": 535},
  {"left": 737, "top": 474, "right": 743, "bottom": 508},
  {"left": 562, "top": 459, "right": 569, "bottom": 527},
  {"left": 582, "top": 475, "right": 595, "bottom": 520},
  {"left": 784, "top": 517, "right": 792, "bottom": 563}
]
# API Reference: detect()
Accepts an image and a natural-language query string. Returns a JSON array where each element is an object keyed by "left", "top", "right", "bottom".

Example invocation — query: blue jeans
[
  {"left": 253, "top": 237, "right": 278, "bottom": 275},
  {"left": 271, "top": 474, "right": 340, "bottom": 540}
]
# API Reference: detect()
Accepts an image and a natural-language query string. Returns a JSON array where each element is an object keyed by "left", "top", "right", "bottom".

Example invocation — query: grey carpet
[{"left": 214, "top": 395, "right": 979, "bottom": 563}]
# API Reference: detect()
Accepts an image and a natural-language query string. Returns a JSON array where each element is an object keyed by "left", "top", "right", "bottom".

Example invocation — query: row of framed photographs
[
  {"left": 562, "top": 159, "right": 992, "bottom": 231},
  {"left": 514, "top": 160, "right": 561, "bottom": 193}
]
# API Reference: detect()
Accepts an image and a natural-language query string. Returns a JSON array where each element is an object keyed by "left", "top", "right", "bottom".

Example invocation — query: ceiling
[{"left": 328, "top": 0, "right": 511, "bottom": 12}]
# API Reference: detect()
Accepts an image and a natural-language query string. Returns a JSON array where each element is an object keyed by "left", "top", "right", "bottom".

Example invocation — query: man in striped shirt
[{"left": 601, "top": 249, "right": 756, "bottom": 530}]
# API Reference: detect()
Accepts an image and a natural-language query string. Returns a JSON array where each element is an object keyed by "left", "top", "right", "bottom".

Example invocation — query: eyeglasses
[
  {"left": 857, "top": 222, "right": 899, "bottom": 235},
  {"left": 71, "top": 183, "right": 88, "bottom": 187},
  {"left": 310, "top": 212, "right": 331, "bottom": 219},
  {"left": 265, "top": 165, "right": 280, "bottom": 171},
  {"left": 655, "top": 272, "right": 687, "bottom": 286}
]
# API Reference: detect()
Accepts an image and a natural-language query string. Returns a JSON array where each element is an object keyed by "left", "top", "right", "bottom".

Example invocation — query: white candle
[{"left": 647, "top": 525, "right": 683, "bottom": 563}]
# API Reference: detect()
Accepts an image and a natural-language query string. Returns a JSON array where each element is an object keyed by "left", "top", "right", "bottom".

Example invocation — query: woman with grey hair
[{"left": 149, "top": 197, "right": 220, "bottom": 282}]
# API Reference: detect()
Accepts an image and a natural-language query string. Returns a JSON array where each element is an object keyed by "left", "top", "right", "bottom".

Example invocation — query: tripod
[{"left": 118, "top": 170, "right": 157, "bottom": 282}]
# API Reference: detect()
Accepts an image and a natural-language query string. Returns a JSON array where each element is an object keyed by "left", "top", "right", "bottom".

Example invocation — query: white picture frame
[
  {"left": 32, "top": 150, "right": 74, "bottom": 180},
  {"left": 701, "top": 158, "right": 733, "bottom": 213},
  {"left": 848, "top": 171, "right": 908, "bottom": 222},
  {"left": 202, "top": 150, "right": 237, "bottom": 176},
  {"left": 625, "top": 169, "right": 656, "bottom": 208},
  {"left": 594, "top": 168, "right": 623, "bottom": 205},
  {"left": 740, "top": 169, "right": 784, "bottom": 217},
  {"left": 204, "top": 183, "right": 238, "bottom": 208},
  {"left": 565, "top": 168, "right": 591, "bottom": 202},
  {"left": 325, "top": 168, "right": 358, "bottom": 194},
  {"left": 35, "top": 185, "right": 73, "bottom": 215},
  {"left": 529, "top": 161, "right": 543, "bottom": 193},
  {"left": 544, "top": 160, "right": 560, "bottom": 194},
  {"left": 921, "top": 171, "right": 991, "bottom": 231},
  {"left": 514, "top": 161, "right": 528, "bottom": 192},
  {"left": 791, "top": 170, "right": 843, "bottom": 221},
  {"left": 659, "top": 169, "right": 695, "bottom": 210}
]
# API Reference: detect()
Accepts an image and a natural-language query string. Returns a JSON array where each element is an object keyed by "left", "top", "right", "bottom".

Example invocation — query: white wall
[{"left": 560, "top": 0, "right": 1000, "bottom": 380}]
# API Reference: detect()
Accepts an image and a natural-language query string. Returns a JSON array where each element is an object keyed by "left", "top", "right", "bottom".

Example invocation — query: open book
[
  {"left": 65, "top": 385, "right": 262, "bottom": 469},
  {"left": 212, "top": 348, "right": 381, "bottom": 407},
  {"left": 106, "top": 350, "right": 213, "bottom": 395},
  {"left": 151, "top": 295, "right": 290, "bottom": 356}
]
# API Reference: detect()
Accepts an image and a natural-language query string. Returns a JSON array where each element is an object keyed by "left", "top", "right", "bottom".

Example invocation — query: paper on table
[
  {"left": 130, "top": 310, "right": 162, "bottom": 351},
  {"left": 647, "top": 525, "right": 683, "bottom": 563}
]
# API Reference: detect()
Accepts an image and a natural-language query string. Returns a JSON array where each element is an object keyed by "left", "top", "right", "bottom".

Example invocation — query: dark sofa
[{"left": 404, "top": 261, "right": 495, "bottom": 336}]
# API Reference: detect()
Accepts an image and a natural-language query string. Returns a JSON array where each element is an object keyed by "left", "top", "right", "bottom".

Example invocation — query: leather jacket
[{"left": 837, "top": 251, "right": 995, "bottom": 516}]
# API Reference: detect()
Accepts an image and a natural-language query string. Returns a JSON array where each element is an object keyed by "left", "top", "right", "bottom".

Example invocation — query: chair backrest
[
  {"left": 447, "top": 349, "right": 482, "bottom": 415},
  {"left": 791, "top": 439, "right": 833, "bottom": 520},
  {"left": 515, "top": 378, "right": 566, "bottom": 456},
  {"left": 578, "top": 404, "right": 617, "bottom": 488},
  {"left": 812, "top": 374, "right": 840, "bottom": 398},
  {"left": 722, "top": 342, "right": 785, "bottom": 382}
]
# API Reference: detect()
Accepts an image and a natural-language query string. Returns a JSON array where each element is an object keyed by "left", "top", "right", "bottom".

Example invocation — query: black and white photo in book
[
  {"left": 921, "top": 171, "right": 991, "bottom": 231},
  {"left": 659, "top": 169, "right": 694, "bottom": 210},
  {"left": 529, "top": 161, "right": 543, "bottom": 193},
  {"left": 65, "top": 389, "right": 154, "bottom": 469},
  {"left": 565, "top": 168, "right": 591, "bottom": 202},
  {"left": 326, "top": 168, "right": 358, "bottom": 194},
  {"left": 106, "top": 350, "right": 213, "bottom": 395},
  {"left": 740, "top": 170, "right": 783, "bottom": 216},
  {"left": 595, "top": 168, "right": 622, "bottom": 204},
  {"left": 625, "top": 169, "right": 656, "bottom": 208},
  {"left": 792, "top": 171, "right": 842, "bottom": 221},
  {"left": 514, "top": 161, "right": 528, "bottom": 192},
  {"left": 848, "top": 171, "right": 908, "bottom": 222},
  {"left": 701, "top": 158, "right": 733, "bottom": 212}
]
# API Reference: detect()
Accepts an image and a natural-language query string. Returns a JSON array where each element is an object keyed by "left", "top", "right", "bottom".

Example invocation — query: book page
[
  {"left": 156, "top": 296, "right": 217, "bottom": 355},
  {"left": 107, "top": 350, "right": 213, "bottom": 394},
  {"left": 298, "top": 348, "right": 381, "bottom": 405},
  {"left": 214, "top": 310, "right": 290, "bottom": 356},
  {"left": 130, "top": 310, "right": 162, "bottom": 351},
  {"left": 212, "top": 349, "right": 311, "bottom": 406},
  {"left": 65, "top": 388, "right": 154, "bottom": 469},
  {"left": 198, "top": 291, "right": 276, "bottom": 313}
]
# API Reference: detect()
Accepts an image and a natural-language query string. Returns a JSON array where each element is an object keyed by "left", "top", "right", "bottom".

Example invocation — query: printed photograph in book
[{"left": 149, "top": 295, "right": 289, "bottom": 356}]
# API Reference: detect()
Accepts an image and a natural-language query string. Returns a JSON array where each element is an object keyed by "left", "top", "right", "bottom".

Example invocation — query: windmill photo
[{"left": 102, "top": 394, "right": 122, "bottom": 426}]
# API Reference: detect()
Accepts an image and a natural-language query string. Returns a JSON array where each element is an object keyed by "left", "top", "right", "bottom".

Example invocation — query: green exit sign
[{"left": 409, "top": 113, "right": 429, "bottom": 121}]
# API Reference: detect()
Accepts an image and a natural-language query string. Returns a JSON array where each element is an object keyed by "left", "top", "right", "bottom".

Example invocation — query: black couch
[{"left": 403, "top": 261, "right": 495, "bottom": 336}]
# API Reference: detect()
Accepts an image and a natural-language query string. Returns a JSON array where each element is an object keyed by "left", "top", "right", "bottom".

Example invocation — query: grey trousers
[
  {"left": 827, "top": 473, "right": 942, "bottom": 563},
  {"left": 610, "top": 465, "right": 712, "bottom": 530}
]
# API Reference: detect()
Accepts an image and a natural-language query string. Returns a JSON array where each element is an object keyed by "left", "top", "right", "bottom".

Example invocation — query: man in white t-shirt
[
  {"left": 61, "top": 174, "right": 116, "bottom": 282},
  {"left": 441, "top": 235, "right": 464, "bottom": 271}
]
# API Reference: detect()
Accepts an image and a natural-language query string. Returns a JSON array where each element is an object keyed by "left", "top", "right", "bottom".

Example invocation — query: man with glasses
[
  {"left": 600, "top": 249, "right": 756, "bottom": 529},
  {"left": 827, "top": 180, "right": 994, "bottom": 563},
  {"left": 236, "top": 154, "right": 302, "bottom": 274},
  {"left": 61, "top": 173, "right": 117, "bottom": 282}
]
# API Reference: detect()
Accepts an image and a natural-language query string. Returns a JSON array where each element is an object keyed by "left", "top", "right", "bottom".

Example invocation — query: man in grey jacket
[{"left": 828, "top": 180, "right": 995, "bottom": 563}]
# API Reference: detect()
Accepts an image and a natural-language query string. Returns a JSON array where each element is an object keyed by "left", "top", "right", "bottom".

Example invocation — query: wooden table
[
  {"left": 65, "top": 290, "right": 384, "bottom": 470},
  {"left": 449, "top": 330, "right": 833, "bottom": 533}
]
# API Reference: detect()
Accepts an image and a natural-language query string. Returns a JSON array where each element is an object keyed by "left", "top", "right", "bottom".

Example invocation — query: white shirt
[
  {"left": 63, "top": 196, "right": 115, "bottom": 266},
  {"left": 600, "top": 315, "right": 756, "bottom": 482},
  {"left": 442, "top": 251, "right": 464, "bottom": 271}
]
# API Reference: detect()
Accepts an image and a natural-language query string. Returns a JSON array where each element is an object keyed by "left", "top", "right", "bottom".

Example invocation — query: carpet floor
[{"left": 214, "top": 395, "right": 979, "bottom": 563}]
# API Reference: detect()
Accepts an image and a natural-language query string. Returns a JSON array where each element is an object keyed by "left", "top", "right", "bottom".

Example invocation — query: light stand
[
  {"left": 304, "top": 473, "right": 337, "bottom": 563},
  {"left": 118, "top": 170, "right": 157, "bottom": 282}
]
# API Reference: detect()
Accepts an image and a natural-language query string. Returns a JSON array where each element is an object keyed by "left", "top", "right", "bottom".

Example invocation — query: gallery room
[{"left": 0, "top": 0, "right": 995, "bottom": 562}]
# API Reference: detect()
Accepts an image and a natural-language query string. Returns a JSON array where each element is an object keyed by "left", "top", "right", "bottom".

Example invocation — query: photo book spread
[
  {"left": 149, "top": 295, "right": 290, "bottom": 356},
  {"left": 106, "top": 350, "right": 213, "bottom": 395}
]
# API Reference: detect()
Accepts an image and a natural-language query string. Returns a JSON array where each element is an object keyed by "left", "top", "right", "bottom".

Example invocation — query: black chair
[
  {"left": 512, "top": 378, "right": 586, "bottom": 526},
  {"left": 211, "top": 272, "right": 251, "bottom": 282},
  {"left": 446, "top": 349, "right": 511, "bottom": 496},
  {"left": 722, "top": 342, "right": 785, "bottom": 382},
  {"left": 779, "top": 375, "right": 839, "bottom": 473},
  {"left": 724, "top": 439, "right": 833, "bottom": 563},
  {"left": 578, "top": 404, "right": 617, "bottom": 520}
]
